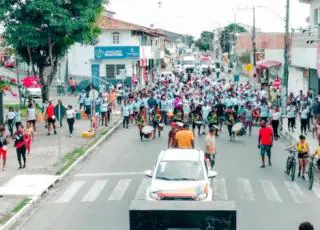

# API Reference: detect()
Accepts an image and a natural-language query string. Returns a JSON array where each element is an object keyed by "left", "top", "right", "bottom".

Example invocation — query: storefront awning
[{"left": 257, "top": 60, "right": 282, "bottom": 69}]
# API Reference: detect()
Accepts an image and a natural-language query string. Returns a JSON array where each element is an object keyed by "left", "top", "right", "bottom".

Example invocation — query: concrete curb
[{"left": 0, "top": 118, "right": 123, "bottom": 230}]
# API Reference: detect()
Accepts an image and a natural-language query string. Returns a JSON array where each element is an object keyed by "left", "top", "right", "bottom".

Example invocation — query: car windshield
[
  {"left": 155, "top": 160, "right": 204, "bottom": 181},
  {"left": 183, "top": 60, "right": 194, "bottom": 65}
]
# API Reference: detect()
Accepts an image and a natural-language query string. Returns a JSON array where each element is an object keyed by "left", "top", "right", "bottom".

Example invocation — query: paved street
[{"left": 13, "top": 124, "right": 320, "bottom": 230}]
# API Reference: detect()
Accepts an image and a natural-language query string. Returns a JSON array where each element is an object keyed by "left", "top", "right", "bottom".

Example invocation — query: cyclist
[{"left": 287, "top": 135, "right": 310, "bottom": 179}]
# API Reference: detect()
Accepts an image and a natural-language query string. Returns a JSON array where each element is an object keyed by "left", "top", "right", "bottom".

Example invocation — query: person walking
[
  {"left": 14, "top": 107, "right": 22, "bottom": 131},
  {"left": 258, "top": 120, "right": 273, "bottom": 168},
  {"left": 23, "top": 123, "right": 34, "bottom": 155},
  {"left": 204, "top": 125, "right": 217, "bottom": 170},
  {"left": 6, "top": 106, "right": 15, "bottom": 137},
  {"left": 66, "top": 105, "right": 76, "bottom": 137},
  {"left": 45, "top": 100, "right": 57, "bottom": 136},
  {"left": 300, "top": 104, "right": 309, "bottom": 136},
  {"left": 270, "top": 106, "right": 281, "bottom": 140},
  {"left": 121, "top": 100, "right": 130, "bottom": 129},
  {"left": 13, "top": 124, "right": 27, "bottom": 169},
  {"left": 27, "top": 102, "right": 37, "bottom": 133},
  {"left": 287, "top": 102, "right": 296, "bottom": 132},
  {"left": 100, "top": 99, "right": 108, "bottom": 127},
  {"left": 78, "top": 90, "right": 86, "bottom": 111},
  {"left": 0, "top": 126, "right": 9, "bottom": 171},
  {"left": 84, "top": 94, "right": 92, "bottom": 118}
]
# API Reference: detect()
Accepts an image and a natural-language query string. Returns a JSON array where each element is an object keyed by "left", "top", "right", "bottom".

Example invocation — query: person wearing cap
[{"left": 204, "top": 125, "right": 217, "bottom": 170}]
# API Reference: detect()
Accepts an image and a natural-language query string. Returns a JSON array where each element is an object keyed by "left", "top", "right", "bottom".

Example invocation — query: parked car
[
  {"left": 144, "top": 148, "right": 217, "bottom": 201},
  {"left": 21, "top": 76, "right": 42, "bottom": 98}
]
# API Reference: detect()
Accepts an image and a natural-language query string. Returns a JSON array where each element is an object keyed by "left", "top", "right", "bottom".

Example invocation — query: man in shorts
[
  {"left": 204, "top": 125, "right": 217, "bottom": 170},
  {"left": 258, "top": 120, "right": 273, "bottom": 168}
]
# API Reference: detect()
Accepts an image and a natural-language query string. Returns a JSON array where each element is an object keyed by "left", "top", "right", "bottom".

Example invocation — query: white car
[
  {"left": 144, "top": 148, "right": 217, "bottom": 201},
  {"left": 22, "top": 87, "right": 42, "bottom": 98}
]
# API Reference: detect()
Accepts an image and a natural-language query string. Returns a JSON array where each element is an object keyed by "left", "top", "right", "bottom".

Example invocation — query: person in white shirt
[
  {"left": 121, "top": 100, "right": 130, "bottom": 129},
  {"left": 271, "top": 106, "right": 281, "bottom": 140},
  {"left": 100, "top": 99, "right": 109, "bottom": 127},
  {"left": 202, "top": 102, "right": 211, "bottom": 134},
  {"left": 66, "top": 105, "right": 76, "bottom": 136},
  {"left": 7, "top": 107, "right": 15, "bottom": 136}
]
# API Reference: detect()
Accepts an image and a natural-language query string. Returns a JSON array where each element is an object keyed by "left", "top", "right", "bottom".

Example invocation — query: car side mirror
[
  {"left": 208, "top": 170, "right": 218, "bottom": 178},
  {"left": 144, "top": 170, "right": 153, "bottom": 178}
]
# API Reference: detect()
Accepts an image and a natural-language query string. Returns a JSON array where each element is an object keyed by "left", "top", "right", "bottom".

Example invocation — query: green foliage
[
  {"left": 239, "top": 52, "right": 251, "bottom": 64},
  {"left": 220, "top": 23, "right": 247, "bottom": 53},
  {"left": 184, "top": 35, "right": 195, "bottom": 48},
  {"left": 165, "top": 48, "right": 171, "bottom": 56},
  {"left": 0, "top": 0, "right": 105, "bottom": 102},
  {"left": 195, "top": 31, "right": 213, "bottom": 51}
]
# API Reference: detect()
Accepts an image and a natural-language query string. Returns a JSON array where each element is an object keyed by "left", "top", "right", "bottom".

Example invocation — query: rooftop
[{"left": 97, "top": 16, "right": 165, "bottom": 37}]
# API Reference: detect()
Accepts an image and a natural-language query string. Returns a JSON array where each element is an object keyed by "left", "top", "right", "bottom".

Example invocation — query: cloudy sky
[{"left": 108, "top": 0, "right": 310, "bottom": 38}]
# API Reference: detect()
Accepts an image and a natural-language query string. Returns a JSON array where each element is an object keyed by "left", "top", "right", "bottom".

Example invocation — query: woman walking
[
  {"left": 6, "top": 107, "right": 15, "bottom": 137},
  {"left": 24, "top": 123, "right": 34, "bottom": 155},
  {"left": 66, "top": 105, "right": 76, "bottom": 137},
  {"left": 13, "top": 124, "right": 27, "bottom": 169},
  {"left": 0, "top": 126, "right": 9, "bottom": 171},
  {"left": 27, "top": 102, "right": 37, "bottom": 133}
]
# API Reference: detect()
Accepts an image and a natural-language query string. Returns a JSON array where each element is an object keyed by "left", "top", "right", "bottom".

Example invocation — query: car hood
[{"left": 150, "top": 179, "right": 208, "bottom": 197}]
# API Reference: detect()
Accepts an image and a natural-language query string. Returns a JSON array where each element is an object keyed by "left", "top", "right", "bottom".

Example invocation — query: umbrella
[
  {"left": 77, "top": 80, "right": 90, "bottom": 91},
  {"left": 21, "top": 75, "right": 41, "bottom": 88}
]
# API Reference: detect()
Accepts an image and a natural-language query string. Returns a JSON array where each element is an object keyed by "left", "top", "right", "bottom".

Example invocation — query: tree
[
  {"left": 0, "top": 0, "right": 105, "bottom": 102},
  {"left": 239, "top": 52, "right": 251, "bottom": 64},
  {"left": 195, "top": 31, "right": 213, "bottom": 51},
  {"left": 220, "top": 23, "right": 247, "bottom": 54},
  {"left": 183, "top": 35, "right": 195, "bottom": 48}
]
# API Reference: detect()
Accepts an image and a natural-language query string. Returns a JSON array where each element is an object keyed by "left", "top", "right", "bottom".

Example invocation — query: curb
[{"left": 0, "top": 118, "right": 122, "bottom": 230}]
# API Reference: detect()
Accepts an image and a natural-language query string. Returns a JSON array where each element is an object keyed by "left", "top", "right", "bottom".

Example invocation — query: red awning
[{"left": 257, "top": 60, "right": 282, "bottom": 69}]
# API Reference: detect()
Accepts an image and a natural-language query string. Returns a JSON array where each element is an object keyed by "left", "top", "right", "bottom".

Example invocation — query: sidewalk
[
  {"left": 0, "top": 113, "right": 121, "bottom": 226},
  {"left": 281, "top": 117, "right": 318, "bottom": 152}
]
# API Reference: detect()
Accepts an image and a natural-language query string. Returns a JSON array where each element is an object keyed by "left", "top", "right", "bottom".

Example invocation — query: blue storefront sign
[
  {"left": 94, "top": 46, "right": 140, "bottom": 60},
  {"left": 91, "top": 64, "right": 100, "bottom": 89}
]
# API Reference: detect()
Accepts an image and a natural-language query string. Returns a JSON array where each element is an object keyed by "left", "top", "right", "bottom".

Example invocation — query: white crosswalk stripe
[
  {"left": 108, "top": 179, "right": 131, "bottom": 201},
  {"left": 52, "top": 177, "right": 320, "bottom": 204},
  {"left": 238, "top": 178, "right": 255, "bottom": 201},
  {"left": 260, "top": 180, "right": 282, "bottom": 202},
  {"left": 81, "top": 180, "right": 108, "bottom": 202},
  {"left": 134, "top": 179, "right": 150, "bottom": 200},
  {"left": 284, "top": 181, "right": 309, "bottom": 203},
  {"left": 212, "top": 178, "right": 228, "bottom": 200},
  {"left": 55, "top": 181, "right": 85, "bottom": 203}
]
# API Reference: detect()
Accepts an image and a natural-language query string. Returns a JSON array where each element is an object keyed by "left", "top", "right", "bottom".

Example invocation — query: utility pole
[
  {"left": 252, "top": 6, "right": 257, "bottom": 89},
  {"left": 283, "top": 0, "right": 290, "bottom": 114}
]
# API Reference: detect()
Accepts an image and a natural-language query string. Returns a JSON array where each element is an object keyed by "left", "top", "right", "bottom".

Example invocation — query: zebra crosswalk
[{"left": 52, "top": 177, "right": 320, "bottom": 205}]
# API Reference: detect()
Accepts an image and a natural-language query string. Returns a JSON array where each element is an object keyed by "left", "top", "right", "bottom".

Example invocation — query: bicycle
[
  {"left": 307, "top": 156, "right": 316, "bottom": 190},
  {"left": 286, "top": 149, "right": 297, "bottom": 181}
]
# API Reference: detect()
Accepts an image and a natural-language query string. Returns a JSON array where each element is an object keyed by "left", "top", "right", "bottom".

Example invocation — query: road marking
[
  {"left": 108, "top": 179, "right": 131, "bottom": 201},
  {"left": 238, "top": 178, "right": 255, "bottom": 201},
  {"left": 260, "top": 180, "right": 282, "bottom": 202},
  {"left": 284, "top": 181, "right": 308, "bottom": 203},
  {"left": 212, "top": 178, "right": 228, "bottom": 200},
  {"left": 55, "top": 181, "right": 85, "bottom": 203},
  {"left": 312, "top": 182, "right": 320, "bottom": 200},
  {"left": 134, "top": 179, "right": 150, "bottom": 200},
  {"left": 74, "top": 172, "right": 145, "bottom": 177},
  {"left": 81, "top": 180, "right": 108, "bottom": 202}
]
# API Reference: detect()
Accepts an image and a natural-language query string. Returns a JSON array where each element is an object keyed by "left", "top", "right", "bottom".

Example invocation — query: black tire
[
  {"left": 286, "top": 157, "right": 291, "bottom": 175},
  {"left": 308, "top": 164, "right": 314, "bottom": 190},
  {"left": 291, "top": 160, "right": 296, "bottom": 181}
]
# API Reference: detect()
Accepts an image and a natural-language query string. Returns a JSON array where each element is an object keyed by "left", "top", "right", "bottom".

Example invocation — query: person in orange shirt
[
  {"left": 110, "top": 90, "right": 117, "bottom": 111},
  {"left": 175, "top": 123, "right": 195, "bottom": 149}
]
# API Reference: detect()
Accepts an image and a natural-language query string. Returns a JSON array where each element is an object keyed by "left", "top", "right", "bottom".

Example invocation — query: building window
[
  {"left": 112, "top": 32, "right": 120, "bottom": 44},
  {"left": 106, "top": 65, "right": 115, "bottom": 78},
  {"left": 141, "top": 36, "right": 147, "bottom": 46},
  {"left": 315, "top": 8, "right": 320, "bottom": 25}
]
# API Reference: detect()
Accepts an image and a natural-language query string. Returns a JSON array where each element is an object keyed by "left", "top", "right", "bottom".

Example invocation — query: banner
[
  {"left": 94, "top": 46, "right": 140, "bottom": 60},
  {"left": 91, "top": 64, "right": 100, "bottom": 88}
]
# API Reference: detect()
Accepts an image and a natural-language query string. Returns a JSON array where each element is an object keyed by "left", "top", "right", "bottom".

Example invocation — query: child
[{"left": 24, "top": 123, "right": 34, "bottom": 155}]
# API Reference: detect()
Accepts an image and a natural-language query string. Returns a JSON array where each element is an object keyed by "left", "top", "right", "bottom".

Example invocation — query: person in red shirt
[
  {"left": 45, "top": 100, "right": 57, "bottom": 136},
  {"left": 258, "top": 120, "right": 273, "bottom": 168}
]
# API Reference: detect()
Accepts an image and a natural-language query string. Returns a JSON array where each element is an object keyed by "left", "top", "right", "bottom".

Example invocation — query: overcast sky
[{"left": 108, "top": 0, "right": 310, "bottom": 38}]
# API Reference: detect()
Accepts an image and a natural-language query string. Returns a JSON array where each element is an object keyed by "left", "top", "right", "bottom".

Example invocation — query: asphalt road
[{"left": 16, "top": 124, "right": 320, "bottom": 230}]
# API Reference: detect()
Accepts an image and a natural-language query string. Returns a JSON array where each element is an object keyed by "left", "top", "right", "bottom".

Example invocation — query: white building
[{"left": 67, "top": 15, "right": 165, "bottom": 86}]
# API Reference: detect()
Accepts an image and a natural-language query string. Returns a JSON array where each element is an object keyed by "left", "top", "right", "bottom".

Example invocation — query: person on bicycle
[
  {"left": 204, "top": 125, "right": 217, "bottom": 170},
  {"left": 287, "top": 135, "right": 310, "bottom": 180}
]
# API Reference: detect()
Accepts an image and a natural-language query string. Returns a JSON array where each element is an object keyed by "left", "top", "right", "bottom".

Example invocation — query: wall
[
  {"left": 264, "top": 49, "right": 284, "bottom": 62},
  {"left": 98, "top": 30, "right": 140, "bottom": 46},
  {"left": 68, "top": 43, "right": 93, "bottom": 78},
  {"left": 288, "top": 66, "right": 309, "bottom": 95},
  {"left": 291, "top": 47, "right": 316, "bottom": 69}
]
